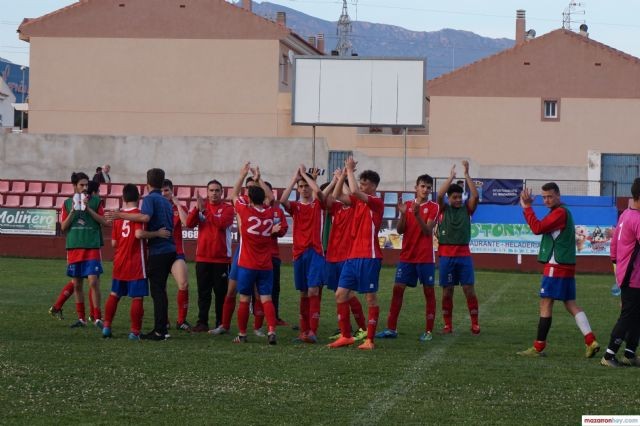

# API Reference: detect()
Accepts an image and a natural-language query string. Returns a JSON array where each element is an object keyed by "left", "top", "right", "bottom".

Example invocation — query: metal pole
[
  {"left": 20, "top": 67, "right": 25, "bottom": 130},
  {"left": 312, "top": 125, "right": 316, "bottom": 168},
  {"left": 403, "top": 127, "right": 407, "bottom": 191}
]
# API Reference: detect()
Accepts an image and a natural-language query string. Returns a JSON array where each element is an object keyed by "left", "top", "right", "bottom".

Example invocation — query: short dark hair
[
  {"left": 123, "top": 183, "right": 140, "bottom": 203},
  {"left": 416, "top": 174, "right": 433, "bottom": 186},
  {"left": 359, "top": 170, "right": 380, "bottom": 186},
  {"left": 319, "top": 182, "right": 330, "bottom": 191},
  {"left": 147, "top": 168, "right": 165, "bottom": 189},
  {"left": 95, "top": 166, "right": 102, "bottom": 173},
  {"left": 162, "top": 179, "right": 173, "bottom": 190},
  {"left": 71, "top": 172, "right": 89, "bottom": 184},
  {"left": 245, "top": 176, "right": 254, "bottom": 186},
  {"left": 631, "top": 178, "right": 640, "bottom": 201},
  {"left": 447, "top": 183, "right": 464, "bottom": 196},
  {"left": 541, "top": 182, "right": 560, "bottom": 194},
  {"left": 297, "top": 173, "right": 314, "bottom": 185},
  {"left": 264, "top": 181, "right": 273, "bottom": 191},
  {"left": 248, "top": 185, "right": 266, "bottom": 205},
  {"left": 207, "top": 179, "right": 222, "bottom": 188},
  {"left": 87, "top": 180, "right": 100, "bottom": 195}
]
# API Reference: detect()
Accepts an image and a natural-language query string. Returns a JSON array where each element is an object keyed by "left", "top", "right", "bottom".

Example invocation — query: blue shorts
[
  {"left": 111, "top": 278, "right": 149, "bottom": 298},
  {"left": 236, "top": 266, "right": 273, "bottom": 296},
  {"left": 540, "top": 276, "right": 576, "bottom": 301},
  {"left": 67, "top": 260, "right": 103, "bottom": 278},
  {"left": 293, "top": 248, "right": 325, "bottom": 292},
  {"left": 325, "top": 261, "right": 345, "bottom": 291},
  {"left": 439, "top": 256, "right": 474, "bottom": 287},
  {"left": 395, "top": 262, "right": 435, "bottom": 287},
  {"left": 229, "top": 247, "right": 240, "bottom": 281},
  {"left": 175, "top": 254, "right": 186, "bottom": 261},
  {"left": 338, "top": 258, "right": 382, "bottom": 294}
]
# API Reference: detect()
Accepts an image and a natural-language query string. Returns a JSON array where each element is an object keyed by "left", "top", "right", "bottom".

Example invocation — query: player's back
[
  {"left": 112, "top": 208, "right": 147, "bottom": 280},
  {"left": 235, "top": 202, "right": 274, "bottom": 270},
  {"left": 348, "top": 194, "right": 383, "bottom": 259},
  {"left": 326, "top": 202, "right": 353, "bottom": 262}
]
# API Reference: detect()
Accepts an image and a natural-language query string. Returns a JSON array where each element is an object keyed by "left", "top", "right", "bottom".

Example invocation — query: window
[{"left": 542, "top": 99, "right": 560, "bottom": 121}]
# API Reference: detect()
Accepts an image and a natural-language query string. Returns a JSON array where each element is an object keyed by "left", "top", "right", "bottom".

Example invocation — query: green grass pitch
[{"left": 1, "top": 257, "right": 638, "bottom": 425}]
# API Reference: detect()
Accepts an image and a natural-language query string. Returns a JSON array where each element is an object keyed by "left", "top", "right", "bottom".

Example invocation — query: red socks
[
  {"left": 299, "top": 296, "right": 310, "bottom": 335},
  {"left": 75, "top": 302, "right": 86, "bottom": 321},
  {"left": 442, "top": 294, "right": 453, "bottom": 330},
  {"left": 177, "top": 289, "right": 189, "bottom": 324},
  {"left": 53, "top": 281, "right": 74, "bottom": 310},
  {"left": 309, "top": 294, "right": 321, "bottom": 335},
  {"left": 584, "top": 332, "right": 596, "bottom": 346},
  {"left": 253, "top": 298, "right": 265, "bottom": 330},
  {"left": 367, "top": 306, "right": 380, "bottom": 341},
  {"left": 349, "top": 296, "right": 366, "bottom": 330},
  {"left": 262, "top": 300, "right": 277, "bottom": 334},
  {"left": 387, "top": 285, "right": 405, "bottom": 331},
  {"left": 423, "top": 286, "right": 436, "bottom": 333},
  {"left": 534, "top": 340, "right": 546, "bottom": 352},
  {"left": 222, "top": 295, "right": 236, "bottom": 330},
  {"left": 466, "top": 295, "right": 479, "bottom": 328},
  {"left": 130, "top": 298, "right": 143, "bottom": 335},
  {"left": 337, "top": 302, "right": 352, "bottom": 338},
  {"left": 104, "top": 294, "right": 119, "bottom": 328},
  {"left": 237, "top": 300, "right": 250, "bottom": 335}
]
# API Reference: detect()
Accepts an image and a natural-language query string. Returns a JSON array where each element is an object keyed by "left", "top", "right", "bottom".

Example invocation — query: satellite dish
[
  {"left": 526, "top": 29, "right": 536, "bottom": 39},
  {"left": 579, "top": 24, "right": 588, "bottom": 32},
  {"left": 288, "top": 50, "right": 295, "bottom": 64}
]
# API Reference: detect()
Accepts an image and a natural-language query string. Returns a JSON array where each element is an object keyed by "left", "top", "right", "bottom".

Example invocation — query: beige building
[{"left": 427, "top": 12, "right": 640, "bottom": 187}]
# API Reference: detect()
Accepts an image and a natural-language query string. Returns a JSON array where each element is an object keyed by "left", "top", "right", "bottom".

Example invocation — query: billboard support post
[
  {"left": 403, "top": 127, "right": 407, "bottom": 191},
  {"left": 312, "top": 125, "right": 316, "bottom": 168}
]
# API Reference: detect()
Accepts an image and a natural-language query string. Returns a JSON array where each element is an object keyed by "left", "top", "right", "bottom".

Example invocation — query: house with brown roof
[{"left": 427, "top": 11, "right": 640, "bottom": 191}]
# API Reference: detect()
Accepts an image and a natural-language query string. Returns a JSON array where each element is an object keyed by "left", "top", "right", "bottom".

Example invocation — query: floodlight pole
[
  {"left": 403, "top": 127, "right": 407, "bottom": 191},
  {"left": 20, "top": 66, "right": 26, "bottom": 130},
  {"left": 312, "top": 125, "right": 316, "bottom": 168}
]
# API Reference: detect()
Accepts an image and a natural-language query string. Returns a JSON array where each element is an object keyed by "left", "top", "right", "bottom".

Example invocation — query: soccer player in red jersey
[
  {"left": 324, "top": 168, "right": 367, "bottom": 341},
  {"left": 329, "top": 156, "right": 384, "bottom": 350},
  {"left": 186, "top": 179, "right": 235, "bottom": 332},
  {"left": 229, "top": 162, "right": 279, "bottom": 344},
  {"left": 280, "top": 165, "right": 326, "bottom": 343},
  {"left": 161, "top": 179, "right": 192, "bottom": 331},
  {"left": 377, "top": 174, "right": 440, "bottom": 341},
  {"left": 436, "top": 161, "right": 480, "bottom": 335},
  {"left": 102, "top": 184, "right": 169, "bottom": 340},
  {"left": 54, "top": 172, "right": 108, "bottom": 329}
]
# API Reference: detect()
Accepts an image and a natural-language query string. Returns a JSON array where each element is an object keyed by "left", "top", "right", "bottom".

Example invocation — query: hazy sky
[{"left": 2, "top": 0, "right": 639, "bottom": 66}]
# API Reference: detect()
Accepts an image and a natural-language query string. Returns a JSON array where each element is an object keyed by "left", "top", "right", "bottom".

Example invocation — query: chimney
[
  {"left": 307, "top": 36, "right": 317, "bottom": 48},
  {"left": 316, "top": 34, "right": 325, "bottom": 53},
  {"left": 242, "top": 0, "right": 251, "bottom": 12},
  {"left": 515, "top": 9, "right": 526, "bottom": 45},
  {"left": 276, "top": 11, "right": 286, "bottom": 26}
]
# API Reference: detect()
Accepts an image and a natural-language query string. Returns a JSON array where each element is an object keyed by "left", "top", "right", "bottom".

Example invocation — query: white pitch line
[{"left": 350, "top": 278, "right": 513, "bottom": 426}]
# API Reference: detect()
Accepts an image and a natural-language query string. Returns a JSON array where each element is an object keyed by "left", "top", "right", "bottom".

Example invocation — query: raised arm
[
  {"left": 462, "top": 160, "right": 479, "bottom": 214},
  {"left": 231, "top": 162, "right": 251, "bottom": 204},
  {"left": 252, "top": 166, "right": 273, "bottom": 205},
  {"left": 437, "top": 164, "right": 456, "bottom": 211},
  {"left": 171, "top": 195, "right": 188, "bottom": 227},
  {"left": 332, "top": 168, "right": 351, "bottom": 205},
  {"left": 279, "top": 168, "right": 300, "bottom": 210},
  {"left": 298, "top": 164, "right": 324, "bottom": 203},
  {"left": 345, "top": 156, "right": 368, "bottom": 203}
]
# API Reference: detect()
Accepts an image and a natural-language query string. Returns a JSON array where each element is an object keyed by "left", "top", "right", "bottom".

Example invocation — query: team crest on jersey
[
  {"left": 423, "top": 208, "right": 428, "bottom": 214},
  {"left": 217, "top": 209, "right": 222, "bottom": 214},
  {"left": 174, "top": 211, "right": 179, "bottom": 217}
]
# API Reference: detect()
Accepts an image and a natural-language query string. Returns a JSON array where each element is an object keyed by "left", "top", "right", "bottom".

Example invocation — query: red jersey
[
  {"left": 172, "top": 204, "right": 187, "bottom": 256},
  {"left": 348, "top": 194, "right": 384, "bottom": 259},
  {"left": 186, "top": 200, "right": 235, "bottom": 263},
  {"left": 523, "top": 206, "right": 575, "bottom": 278},
  {"left": 270, "top": 206, "right": 288, "bottom": 259},
  {"left": 235, "top": 200, "right": 274, "bottom": 270},
  {"left": 399, "top": 200, "right": 439, "bottom": 263},
  {"left": 62, "top": 201, "right": 104, "bottom": 264},
  {"left": 326, "top": 201, "right": 354, "bottom": 262},
  {"left": 285, "top": 199, "right": 324, "bottom": 259},
  {"left": 111, "top": 208, "right": 147, "bottom": 280}
]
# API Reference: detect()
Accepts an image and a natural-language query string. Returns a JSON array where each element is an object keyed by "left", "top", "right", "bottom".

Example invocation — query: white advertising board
[{"left": 292, "top": 57, "right": 425, "bottom": 127}]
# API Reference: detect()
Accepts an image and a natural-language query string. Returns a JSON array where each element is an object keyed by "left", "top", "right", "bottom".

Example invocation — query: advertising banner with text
[{"left": 0, "top": 208, "right": 57, "bottom": 236}]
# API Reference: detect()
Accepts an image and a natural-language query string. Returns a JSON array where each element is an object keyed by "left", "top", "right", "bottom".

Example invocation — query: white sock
[{"left": 574, "top": 311, "right": 592, "bottom": 335}]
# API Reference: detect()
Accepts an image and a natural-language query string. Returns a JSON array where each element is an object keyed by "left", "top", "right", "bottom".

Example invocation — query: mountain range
[{"left": 252, "top": 1, "right": 515, "bottom": 80}]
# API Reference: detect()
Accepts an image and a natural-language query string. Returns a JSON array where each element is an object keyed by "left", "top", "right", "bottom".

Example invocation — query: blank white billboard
[{"left": 292, "top": 57, "right": 425, "bottom": 127}]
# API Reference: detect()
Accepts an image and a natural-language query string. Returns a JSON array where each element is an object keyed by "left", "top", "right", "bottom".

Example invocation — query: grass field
[{"left": 1, "top": 257, "right": 638, "bottom": 425}]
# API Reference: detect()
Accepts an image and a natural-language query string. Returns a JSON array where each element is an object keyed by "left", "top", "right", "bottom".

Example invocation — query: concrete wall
[
  {"left": 0, "top": 133, "right": 328, "bottom": 187},
  {"left": 1, "top": 133, "right": 595, "bottom": 190}
]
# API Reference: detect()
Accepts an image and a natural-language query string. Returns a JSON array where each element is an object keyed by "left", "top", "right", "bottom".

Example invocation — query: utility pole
[{"left": 335, "top": 0, "right": 354, "bottom": 56}]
